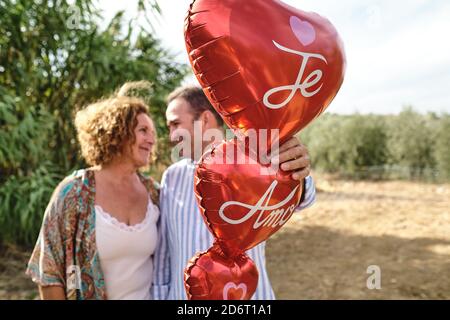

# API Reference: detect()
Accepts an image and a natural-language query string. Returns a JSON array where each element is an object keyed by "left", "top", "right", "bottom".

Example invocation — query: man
[{"left": 152, "top": 86, "right": 316, "bottom": 300}]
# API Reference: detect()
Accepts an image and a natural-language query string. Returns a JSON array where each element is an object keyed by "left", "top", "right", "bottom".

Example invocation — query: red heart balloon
[
  {"left": 184, "top": 244, "right": 259, "bottom": 300},
  {"left": 194, "top": 138, "right": 303, "bottom": 253},
  {"left": 185, "top": 0, "right": 346, "bottom": 143}
]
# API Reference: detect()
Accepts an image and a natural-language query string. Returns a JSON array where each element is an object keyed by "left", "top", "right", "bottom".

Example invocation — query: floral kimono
[{"left": 26, "top": 168, "right": 159, "bottom": 300}]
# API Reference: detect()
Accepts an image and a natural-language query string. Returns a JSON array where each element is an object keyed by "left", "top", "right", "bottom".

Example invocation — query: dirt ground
[
  {"left": 266, "top": 173, "right": 450, "bottom": 299},
  {"left": 1, "top": 174, "right": 449, "bottom": 300},
  {"left": 0, "top": 244, "right": 37, "bottom": 299}
]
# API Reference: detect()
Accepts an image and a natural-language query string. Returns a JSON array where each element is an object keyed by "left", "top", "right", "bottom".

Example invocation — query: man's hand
[{"left": 271, "top": 137, "right": 311, "bottom": 181}]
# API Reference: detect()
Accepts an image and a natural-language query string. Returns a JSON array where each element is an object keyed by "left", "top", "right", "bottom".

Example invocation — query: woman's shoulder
[
  {"left": 137, "top": 172, "right": 160, "bottom": 206},
  {"left": 55, "top": 169, "right": 92, "bottom": 196},
  {"left": 47, "top": 169, "right": 94, "bottom": 216}
]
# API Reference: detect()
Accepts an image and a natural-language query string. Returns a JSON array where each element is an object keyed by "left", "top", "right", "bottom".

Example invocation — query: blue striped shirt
[{"left": 152, "top": 158, "right": 316, "bottom": 300}]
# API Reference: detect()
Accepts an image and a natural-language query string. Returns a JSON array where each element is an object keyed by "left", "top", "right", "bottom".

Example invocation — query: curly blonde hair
[{"left": 75, "top": 82, "right": 156, "bottom": 167}]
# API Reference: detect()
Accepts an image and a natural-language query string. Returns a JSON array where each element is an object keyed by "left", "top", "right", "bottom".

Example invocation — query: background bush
[
  {"left": 0, "top": 0, "right": 188, "bottom": 246},
  {"left": 299, "top": 108, "right": 448, "bottom": 182}
]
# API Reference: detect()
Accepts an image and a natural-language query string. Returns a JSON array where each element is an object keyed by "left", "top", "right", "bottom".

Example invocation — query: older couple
[{"left": 26, "top": 83, "right": 316, "bottom": 300}]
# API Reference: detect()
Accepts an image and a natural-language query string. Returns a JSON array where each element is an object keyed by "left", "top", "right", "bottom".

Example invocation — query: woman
[{"left": 26, "top": 82, "right": 160, "bottom": 300}]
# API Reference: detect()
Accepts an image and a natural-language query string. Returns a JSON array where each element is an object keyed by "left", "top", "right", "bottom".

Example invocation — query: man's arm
[{"left": 298, "top": 175, "right": 316, "bottom": 210}]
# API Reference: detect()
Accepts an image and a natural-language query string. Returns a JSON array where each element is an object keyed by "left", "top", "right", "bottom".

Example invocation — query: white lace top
[{"left": 95, "top": 198, "right": 159, "bottom": 300}]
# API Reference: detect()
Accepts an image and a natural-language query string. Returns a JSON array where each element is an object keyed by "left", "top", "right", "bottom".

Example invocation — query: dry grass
[
  {"left": 266, "top": 173, "right": 450, "bottom": 299},
  {"left": 1, "top": 174, "right": 449, "bottom": 300}
]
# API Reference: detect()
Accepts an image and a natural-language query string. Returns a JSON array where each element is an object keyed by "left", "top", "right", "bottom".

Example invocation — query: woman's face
[{"left": 129, "top": 113, "right": 156, "bottom": 168}]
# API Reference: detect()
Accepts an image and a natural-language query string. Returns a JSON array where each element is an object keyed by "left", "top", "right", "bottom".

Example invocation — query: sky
[{"left": 97, "top": 0, "right": 450, "bottom": 115}]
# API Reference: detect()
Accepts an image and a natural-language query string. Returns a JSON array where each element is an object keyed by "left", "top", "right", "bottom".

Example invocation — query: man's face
[{"left": 166, "top": 97, "right": 199, "bottom": 160}]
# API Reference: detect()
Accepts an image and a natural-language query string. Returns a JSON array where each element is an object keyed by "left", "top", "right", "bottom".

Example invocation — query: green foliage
[
  {"left": 333, "top": 115, "right": 388, "bottom": 178},
  {"left": 300, "top": 114, "right": 387, "bottom": 175},
  {"left": 0, "top": 161, "right": 61, "bottom": 245},
  {"left": 385, "top": 107, "right": 437, "bottom": 178},
  {"left": 299, "top": 108, "right": 449, "bottom": 181},
  {"left": 0, "top": 0, "right": 188, "bottom": 246},
  {"left": 299, "top": 113, "right": 345, "bottom": 173},
  {"left": 434, "top": 115, "right": 450, "bottom": 180}
]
